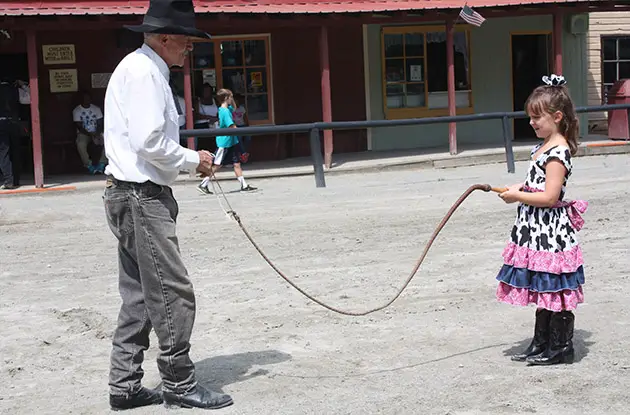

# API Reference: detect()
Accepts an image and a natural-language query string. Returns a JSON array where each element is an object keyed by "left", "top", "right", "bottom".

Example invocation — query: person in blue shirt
[{"left": 197, "top": 88, "right": 256, "bottom": 193}]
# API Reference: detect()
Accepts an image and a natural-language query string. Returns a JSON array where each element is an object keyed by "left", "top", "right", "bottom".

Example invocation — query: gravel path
[{"left": 1, "top": 153, "right": 629, "bottom": 414}]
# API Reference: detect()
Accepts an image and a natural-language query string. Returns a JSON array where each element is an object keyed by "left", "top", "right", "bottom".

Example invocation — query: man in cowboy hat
[{"left": 103, "top": 0, "right": 233, "bottom": 411}]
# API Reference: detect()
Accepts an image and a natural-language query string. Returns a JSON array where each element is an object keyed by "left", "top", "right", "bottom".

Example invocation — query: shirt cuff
[{"left": 181, "top": 148, "right": 199, "bottom": 172}]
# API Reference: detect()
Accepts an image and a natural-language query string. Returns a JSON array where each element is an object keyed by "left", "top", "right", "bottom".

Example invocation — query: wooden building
[
  {"left": 0, "top": 0, "right": 627, "bottom": 188},
  {"left": 587, "top": 11, "right": 630, "bottom": 131}
]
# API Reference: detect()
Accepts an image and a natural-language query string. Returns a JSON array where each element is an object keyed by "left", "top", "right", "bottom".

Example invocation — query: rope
[{"left": 205, "top": 169, "right": 497, "bottom": 316}]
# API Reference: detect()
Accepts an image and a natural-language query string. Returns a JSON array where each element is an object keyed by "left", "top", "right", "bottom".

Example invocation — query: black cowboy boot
[
  {"left": 110, "top": 387, "right": 163, "bottom": 411},
  {"left": 511, "top": 308, "right": 552, "bottom": 361},
  {"left": 163, "top": 385, "right": 233, "bottom": 410},
  {"left": 526, "top": 310, "right": 575, "bottom": 365}
]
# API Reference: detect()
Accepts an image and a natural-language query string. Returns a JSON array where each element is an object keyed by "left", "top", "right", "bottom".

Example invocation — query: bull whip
[{"left": 205, "top": 172, "right": 506, "bottom": 316}]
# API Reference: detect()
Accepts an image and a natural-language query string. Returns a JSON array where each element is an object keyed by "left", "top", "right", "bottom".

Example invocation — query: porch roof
[{"left": 0, "top": 0, "right": 601, "bottom": 16}]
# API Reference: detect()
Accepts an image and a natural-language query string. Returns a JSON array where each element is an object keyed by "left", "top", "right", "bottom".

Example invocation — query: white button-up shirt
[{"left": 103, "top": 43, "right": 199, "bottom": 186}]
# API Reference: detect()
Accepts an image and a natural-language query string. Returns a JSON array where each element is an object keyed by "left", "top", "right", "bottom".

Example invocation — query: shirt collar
[{"left": 141, "top": 43, "right": 170, "bottom": 81}]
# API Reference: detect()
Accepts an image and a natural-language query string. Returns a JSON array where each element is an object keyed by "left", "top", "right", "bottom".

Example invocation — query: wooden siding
[{"left": 587, "top": 12, "right": 630, "bottom": 124}]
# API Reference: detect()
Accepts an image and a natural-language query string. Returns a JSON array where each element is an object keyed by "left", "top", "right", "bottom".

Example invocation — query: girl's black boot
[
  {"left": 526, "top": 310, "right": 575, "bottom": 365},
  {"left": 511, "top": 308, "right": 552, "bottom": 362}
]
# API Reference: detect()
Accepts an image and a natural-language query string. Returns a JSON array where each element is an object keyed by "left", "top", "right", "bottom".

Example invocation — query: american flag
[{"left": 459, "top": 5, "right": 486, "bottom": 27}]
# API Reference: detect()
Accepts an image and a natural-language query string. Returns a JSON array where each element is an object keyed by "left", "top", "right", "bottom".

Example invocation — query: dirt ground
[{"left": 1, "top": 153, "right": 629, "bottom": 415}]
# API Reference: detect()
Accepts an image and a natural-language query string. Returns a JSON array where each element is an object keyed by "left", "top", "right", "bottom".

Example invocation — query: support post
[
  {"left": 501, "top": 116, "right": 516, "bottom": 174},
  {"left": 26, "top": 30, "right": 43, "bottom": 188},
  {"left": 553, "top": 12, "right": 563, "bottom": 75},
  {"left": 362, "top": 24, "right": 373, "bottom": 151},
  {"left": 319, "top": 26, "right": 333, "bottom": 168},
  {"left": 446, "top": 19, "right": 457, "bottom": 155},
  {"left": 183, "top": 57, "right": 195, "bottom": 150},
  {"left": 309, "top": 128, "right": 326, "bottom": 188}
]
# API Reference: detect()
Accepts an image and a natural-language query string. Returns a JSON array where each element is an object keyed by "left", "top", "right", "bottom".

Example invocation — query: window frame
[
  {"left": 600, "top": 35, "right": 630, "bottom": 104},
  {"left": 188, "top": 33, "right": 275, "bottom": 125},
  {"left": 381, "top": 25, "right": 474, "bottom": 120}
]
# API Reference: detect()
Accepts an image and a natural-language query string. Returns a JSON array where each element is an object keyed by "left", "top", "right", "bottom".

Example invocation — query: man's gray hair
[{"left": 144, "top": 33, "right": 160, "bottom": 42}]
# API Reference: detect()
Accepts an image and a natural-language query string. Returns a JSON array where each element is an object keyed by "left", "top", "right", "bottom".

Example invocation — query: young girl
[
  {"left": 197, "top": 88, "right": 256, "bottom": 194},
  {"left": 232, "top": 94, "right": 251, "bottom": 163},
  {"left": 495, "top": 74, "right": 587, "bottom": 366}
]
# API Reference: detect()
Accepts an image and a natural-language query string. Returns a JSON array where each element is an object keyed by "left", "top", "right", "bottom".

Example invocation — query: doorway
[
  {"left": 0, "top": 53, "right": 32, "bottom": 182},
  {"left": 511, "top": 33, "right": 552, "bottom": 140}
]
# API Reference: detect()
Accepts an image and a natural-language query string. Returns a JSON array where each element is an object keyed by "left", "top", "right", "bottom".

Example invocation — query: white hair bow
[{"left": 542, "top": 74, "right": 566, "bottom": 86}]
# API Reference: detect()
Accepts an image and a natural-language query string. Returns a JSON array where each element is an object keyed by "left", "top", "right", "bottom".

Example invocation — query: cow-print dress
[{"left": 495, "top": 144, "right": 588, "bottom": 312}]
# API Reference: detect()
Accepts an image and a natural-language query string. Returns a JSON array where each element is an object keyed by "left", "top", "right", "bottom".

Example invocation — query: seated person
[{"left": 72, "top": 91, "right": 107, "bottom": 174}]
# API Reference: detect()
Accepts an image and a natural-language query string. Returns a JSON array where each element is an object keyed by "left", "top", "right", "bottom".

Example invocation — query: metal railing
[{"left": 180, "top": 103, "right": 630, "bottom": 188}]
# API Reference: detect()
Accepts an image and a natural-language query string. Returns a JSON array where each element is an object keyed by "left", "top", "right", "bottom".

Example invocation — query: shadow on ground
[
  {"left": 502, "top": 329, "right": 593, "bottom": 363},
  {"left": 155, "top": 350, "right": 292, "bottom": 393}
]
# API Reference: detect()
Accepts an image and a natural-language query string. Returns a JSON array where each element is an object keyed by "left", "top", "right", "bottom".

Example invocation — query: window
[
  {"left": 219, "top": 39, "right": 270, "bottom": 123},
  {"left": 602, "top": 36, "right": 630, "bottom": 104},
  {"left": 381, "top": 26, "right": 473, "bottom": 119},
  {"left": 183, "top": 35, "right": 273, "bottom": 125}
]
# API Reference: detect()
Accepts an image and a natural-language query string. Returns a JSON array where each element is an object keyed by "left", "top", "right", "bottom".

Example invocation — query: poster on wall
[
  {"left": 250, "top": 71, "right": 263, "bottom": 87},
  {"left": 409, "top": 65, "right": 423, "bottom": 82},
  {"left": 202, "top": 69, "right": 216, "bottom": 87},
  {"left": 49, "top": 69, "right": 78, "bottom": 93},
  {"left": 91, "top": 73, "right": 112, "bottom": 89},
  {"left": 42, "top": 44, "right": 76, "bottom": 65}
]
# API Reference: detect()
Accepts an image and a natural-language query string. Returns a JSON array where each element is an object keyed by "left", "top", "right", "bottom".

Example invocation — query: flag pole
[{"left": 450, "top": 2, "right": 466, "bottom": 33}]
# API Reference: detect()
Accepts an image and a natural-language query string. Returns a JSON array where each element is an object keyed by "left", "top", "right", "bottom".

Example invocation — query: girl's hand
[
  {"left": 507, "top": 183, "right": 523, "bottom": 192},
  {"left": 498, "top": 188, "right": 521, "bottom": 204}
]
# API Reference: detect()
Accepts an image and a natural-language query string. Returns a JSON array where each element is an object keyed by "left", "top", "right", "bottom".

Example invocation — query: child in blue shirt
[{"left": 198, "top": 88, "right": 256, "bottom": 194}]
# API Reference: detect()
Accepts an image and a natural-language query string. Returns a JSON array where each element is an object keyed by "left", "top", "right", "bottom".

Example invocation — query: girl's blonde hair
[
  {"left": 525, "top": 85, "right": 579, "bottom": 155},
  {"left": 215, "top": 88, "right": 233, "bottom": 105}
]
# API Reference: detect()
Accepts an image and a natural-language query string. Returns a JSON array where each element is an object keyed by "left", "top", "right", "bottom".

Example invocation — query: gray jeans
[{"left": 103, "top": 176, "right": 198, "bottom": 396}]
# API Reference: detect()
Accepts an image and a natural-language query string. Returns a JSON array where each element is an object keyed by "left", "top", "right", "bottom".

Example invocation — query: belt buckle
[{"left": 105, "top": 177, "right": 114, "bottom": 188}]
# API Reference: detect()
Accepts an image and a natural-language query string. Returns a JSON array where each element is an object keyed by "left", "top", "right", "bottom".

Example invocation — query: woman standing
[{"left": 193, "top": 83, "right": 218, "bottom": 152}]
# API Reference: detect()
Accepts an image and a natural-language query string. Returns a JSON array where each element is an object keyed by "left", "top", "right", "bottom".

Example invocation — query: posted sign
[
  {"left": 42, "top": 44, "right": 76, "bottom": 65},
  {"left": 49, "top": 69, "right": 78, "bottom": 93},
  {"left": 91, "top": 73, "right": 112, "bottom": 89}
]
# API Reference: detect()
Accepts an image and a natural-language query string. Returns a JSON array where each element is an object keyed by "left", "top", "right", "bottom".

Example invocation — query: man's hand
[
  {"left": 92, "top": 133, "right": 104, "bottom": 146},
  {"left": 196, "top": 150, "right": 214, "bottom": 177}
]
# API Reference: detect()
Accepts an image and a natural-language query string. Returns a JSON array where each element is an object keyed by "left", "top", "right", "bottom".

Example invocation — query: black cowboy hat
[{"left": 124, "top": 0, "right": 210, "bottom": 39}]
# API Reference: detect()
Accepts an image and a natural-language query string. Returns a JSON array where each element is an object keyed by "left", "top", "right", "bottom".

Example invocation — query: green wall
[{"left": 366, "top": 15, "right": 589, "bottom": 151}]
